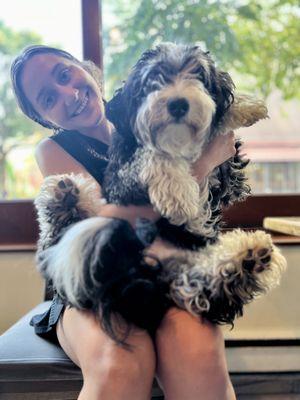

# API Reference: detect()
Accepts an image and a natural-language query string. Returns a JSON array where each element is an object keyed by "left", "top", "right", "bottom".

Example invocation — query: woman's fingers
[{"left": 97, "top": 204, "right": 160, "bottom": 227}]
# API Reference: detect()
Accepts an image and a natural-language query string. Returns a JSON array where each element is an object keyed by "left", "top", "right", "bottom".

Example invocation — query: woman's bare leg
[
  {"left": 155, "top": 308, "right": 236, "bottom": 400},
  {"left": 56, "top": 307, "right": 156, "bottom": 400}
]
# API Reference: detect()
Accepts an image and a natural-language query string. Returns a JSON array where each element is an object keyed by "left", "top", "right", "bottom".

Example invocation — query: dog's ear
[
  {"left": 106, "top": 46, "right": 162, "bottom": 137},
  {"left": 211, "top": 69, "right": 235, "bottom": 123},
  {"left": 192, "top": 46, "right": 235, "bottom": 124},
  {"left": 105, "top": 88, "right": 131, "bottom": 134},
  {"left": 220, "top": 93, "right": 269, "bottom": 133}
]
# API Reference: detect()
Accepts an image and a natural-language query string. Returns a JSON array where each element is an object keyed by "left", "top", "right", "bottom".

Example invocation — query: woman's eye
[
  {"left": 58, "top": 68, "right": 71, "bottom": 85},
  {"left": 44, "top": 94, "right": 56, "bottom": 109}
]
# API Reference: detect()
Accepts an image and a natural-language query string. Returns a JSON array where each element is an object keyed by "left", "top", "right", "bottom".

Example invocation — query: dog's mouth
[{"left": 151, "top": 119, "right": 199, "bottom": 139}]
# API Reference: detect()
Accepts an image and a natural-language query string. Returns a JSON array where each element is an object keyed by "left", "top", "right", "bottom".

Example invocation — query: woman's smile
[{"left": 71, "top": 89, "right": 90, "bottom": 118}]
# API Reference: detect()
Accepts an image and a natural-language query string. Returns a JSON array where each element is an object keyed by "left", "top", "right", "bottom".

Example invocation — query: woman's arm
[
  {"left": 35, "top": 138, "right": 160, "bottom": 226},
  {"left": 191, "top": 132, "right": 236, "bottom": 183},
  {"left": 35, "top": 132, "right": 236, "bottom": 230},
  {"left": 36, "top": 138, "right": 99, "bottom": 181}
]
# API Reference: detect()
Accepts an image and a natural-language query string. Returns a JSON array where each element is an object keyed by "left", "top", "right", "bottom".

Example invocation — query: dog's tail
[{"left": 37, "top": 216, "right": 169, "bottom": 344}]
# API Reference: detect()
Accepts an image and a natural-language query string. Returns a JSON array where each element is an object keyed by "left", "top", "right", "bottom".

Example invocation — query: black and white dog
[{"left": 35, "top": 43, "right": 286, "bottom": 341}]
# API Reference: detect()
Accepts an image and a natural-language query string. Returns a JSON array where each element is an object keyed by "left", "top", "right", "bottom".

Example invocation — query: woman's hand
[
  {"left": 97, "top": 204, "right": 178, "bottom": 261},
  {"left": 97, "top": 204, "right": 179, "bottom": 263},
  {"left": 98, "top": 203, "right": 160, "bottom": 228},
  {"left": 191, "top": 131, "right": 236, "bottom": 183}
]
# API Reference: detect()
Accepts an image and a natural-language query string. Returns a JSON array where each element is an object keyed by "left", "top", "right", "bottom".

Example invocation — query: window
[
  {"left": 240, "top": 91, "right": 300, "bottom": 194},
  {"left": 102, "top": 0, "right": 300, "bottom": 195},
  {"left": 0, "top": 0, "right": 82, "bottom": 199}
]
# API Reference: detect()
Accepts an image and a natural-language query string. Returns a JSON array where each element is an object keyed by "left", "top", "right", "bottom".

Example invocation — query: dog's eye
[
  {"left": 144, "top": 81, "right": 161, "bottom": 93},
  {"left": 190, "top": 66, "right": 205, "bottom": 77},
  {"left": 150, "top": 82, "right": 161, "bottom": 91}
]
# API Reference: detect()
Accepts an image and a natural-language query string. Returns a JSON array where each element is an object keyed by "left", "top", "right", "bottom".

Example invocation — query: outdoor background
[{"left": 0, "top": 0, "right": 299, "bottom": 199}]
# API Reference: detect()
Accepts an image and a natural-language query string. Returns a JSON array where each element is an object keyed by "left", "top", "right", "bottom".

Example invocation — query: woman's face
[{"left": 21, "top": 53, "right": 105, "bottom": 131}]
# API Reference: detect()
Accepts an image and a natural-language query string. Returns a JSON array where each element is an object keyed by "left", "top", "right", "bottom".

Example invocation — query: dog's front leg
[
  {"left": 140, "top": 153, "right": 200, "bottom": 225},
  {"left": 35, "top": 173, "right": 102, "bottom": 250}
]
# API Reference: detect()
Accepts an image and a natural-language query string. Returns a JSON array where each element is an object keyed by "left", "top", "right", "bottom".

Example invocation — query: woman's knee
[
  {"left": 77, "top": 331, "right": 156, "bottom": 400},
  {"left": 155, "top": 308, "right": 235, "bottom": 399},
  {"left": 156, "top": 307, "right": 225, "bottom": 363},
  {"left": 58, "top": 308, "right": 156, "bottom": 383},
  {"left": 84, "top": 331, "right": 156, "bottom": 380}
]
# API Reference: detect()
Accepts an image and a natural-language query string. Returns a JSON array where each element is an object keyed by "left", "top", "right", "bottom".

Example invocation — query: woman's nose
[{"left": 63, "top": 87, "right": 79, "bottom": 107}]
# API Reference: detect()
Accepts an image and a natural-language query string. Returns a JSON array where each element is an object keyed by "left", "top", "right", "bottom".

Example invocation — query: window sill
[
  {"left": 1, "top": 195, "right": 299, "bottom": 248},
  {"left": 0, "top": 243, "right": 37, "bottom": 252},
  {"left": 0, "top": 232, "right": 299, "bottom": 253},
  {"left": 269, "top": 232, "right": 300, "bottom": 245}
]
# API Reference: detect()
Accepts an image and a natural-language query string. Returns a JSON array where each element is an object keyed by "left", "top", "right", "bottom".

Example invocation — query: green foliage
[
  {"left": 0, "top": 21, "right": 44, "bottom": 197},
  {"left": 232, "top": 0, "right": 300, "bottom": 98},
  {"left": 104, "top": 0, "right": 300, "bottom": 99},
  {"left": 0, "top": 21, "right": 40, "bottom": 55}
]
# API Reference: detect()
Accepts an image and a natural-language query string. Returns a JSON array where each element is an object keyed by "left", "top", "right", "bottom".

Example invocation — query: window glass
[
  {"left": 103, "top": 0, "right": 300, "bottom": 194},
  {"left": 0, "top": 0, "right": 82, "bottom": 199}
]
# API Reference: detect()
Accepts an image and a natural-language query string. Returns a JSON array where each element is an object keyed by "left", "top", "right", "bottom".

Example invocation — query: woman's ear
[{"left": 219, "top": 93, "right": 269, "bottom": 133}]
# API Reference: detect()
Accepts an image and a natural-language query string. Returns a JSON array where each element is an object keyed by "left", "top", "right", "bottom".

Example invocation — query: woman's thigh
[
  {"left": 56, "top": 306, "right": 156, "bottom": 374},
  {"left": 155, "top": 307, "right": 236, "bottom": 400}
]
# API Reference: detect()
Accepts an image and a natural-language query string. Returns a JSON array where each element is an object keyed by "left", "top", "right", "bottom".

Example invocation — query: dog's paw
[
  {"left": 34, "top": 174, "right": 90, "bottom": 229},
  {"left": 35, "top": 173, "right": 103, "bottom": 222},
  {"left": 45, "top": 177, "right": 84, "bottom": 225},
  {"left": 217, "top": 229, "right": 286, "bottom": 293},
  {"left": 242, "top": 246, "right": 273, "bottom": 274},
  {"left": 52, "top": 177, "right": 80, "bottom": 210}
]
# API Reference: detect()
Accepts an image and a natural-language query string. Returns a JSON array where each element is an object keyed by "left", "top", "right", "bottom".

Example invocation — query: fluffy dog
[
  {"left": 35, "top": 43, "right": 286, "bottom": 341},
  {"left": 102, "top": 42, "right": 286, "bottom": 321}
]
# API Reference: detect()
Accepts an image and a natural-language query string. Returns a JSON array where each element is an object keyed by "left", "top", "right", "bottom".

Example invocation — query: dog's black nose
[{"left": 167, "top": 98, "right": 189, "bottom": 119}]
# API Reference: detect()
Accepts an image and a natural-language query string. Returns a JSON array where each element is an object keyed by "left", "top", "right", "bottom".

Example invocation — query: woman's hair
[{"left": 11, "top": 45, "right": 103, "bottom": 130}]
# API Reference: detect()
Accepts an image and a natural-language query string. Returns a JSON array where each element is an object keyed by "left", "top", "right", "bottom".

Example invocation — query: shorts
[{"left": 30, "top": 294, "right": 65, "bottom": 345}]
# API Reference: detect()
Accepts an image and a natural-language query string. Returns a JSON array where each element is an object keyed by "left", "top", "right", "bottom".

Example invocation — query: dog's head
[{"left": 106, "top": 43, "right": 235, "bottom": 159}]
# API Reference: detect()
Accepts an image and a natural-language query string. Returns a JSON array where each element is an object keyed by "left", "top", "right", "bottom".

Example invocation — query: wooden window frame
[{"left": 0, "top": 0, "right": 299, "bottom": 247}]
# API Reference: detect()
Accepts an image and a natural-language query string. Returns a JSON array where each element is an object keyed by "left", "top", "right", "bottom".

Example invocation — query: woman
[{"left": 11, "top": 45, "right": 237, "bottom": 400}]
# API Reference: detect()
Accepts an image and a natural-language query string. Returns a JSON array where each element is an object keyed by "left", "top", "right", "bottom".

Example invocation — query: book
[{"left": 263, "top": 217, "right": 300, "bottom": 237}]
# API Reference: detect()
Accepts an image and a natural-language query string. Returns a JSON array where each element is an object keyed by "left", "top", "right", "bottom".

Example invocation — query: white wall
[
  {"left": 0, "top": 251, "right": 44, "bottom": 334},
  {"left": 0, "top": 246, "right": 299, "bottom": 339}
]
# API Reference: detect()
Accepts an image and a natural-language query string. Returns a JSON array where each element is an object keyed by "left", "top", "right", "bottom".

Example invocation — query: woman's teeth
[{"left": 73, "top": 93, "right": 89, "bottom": 116}]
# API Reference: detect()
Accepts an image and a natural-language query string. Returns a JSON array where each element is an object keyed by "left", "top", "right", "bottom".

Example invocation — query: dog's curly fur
[{"left": 35, "top": 43, "right": 286, "bottom": 343}]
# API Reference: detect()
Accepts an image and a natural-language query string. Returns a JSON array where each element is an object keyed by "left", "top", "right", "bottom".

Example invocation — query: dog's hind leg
[
  {"left": 167, "top": 229, "right": 286, "bottom": 324},
  {"left": 39, "top": 216, "right": 168, "bottom": 343},
  {"left": 35, "top": 173, "right": 103, "bottom": 250}
]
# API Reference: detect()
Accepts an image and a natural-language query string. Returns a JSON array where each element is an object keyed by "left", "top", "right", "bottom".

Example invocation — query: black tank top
[{"left": 50, "top": 130, "right": 109, "bottom": 185}]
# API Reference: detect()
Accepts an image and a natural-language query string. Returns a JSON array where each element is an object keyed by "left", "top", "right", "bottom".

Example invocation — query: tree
[
  {"left": 103, "top": 0, "right": 299, "bottom": 99},
  {"left": 0, "top": 21, "right": 43, "bottom": 198}
]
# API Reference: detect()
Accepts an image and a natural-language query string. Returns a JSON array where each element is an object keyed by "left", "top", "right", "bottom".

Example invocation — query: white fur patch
[{"left": 39, "top": 217, "right": 112, "bottom": 308}]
